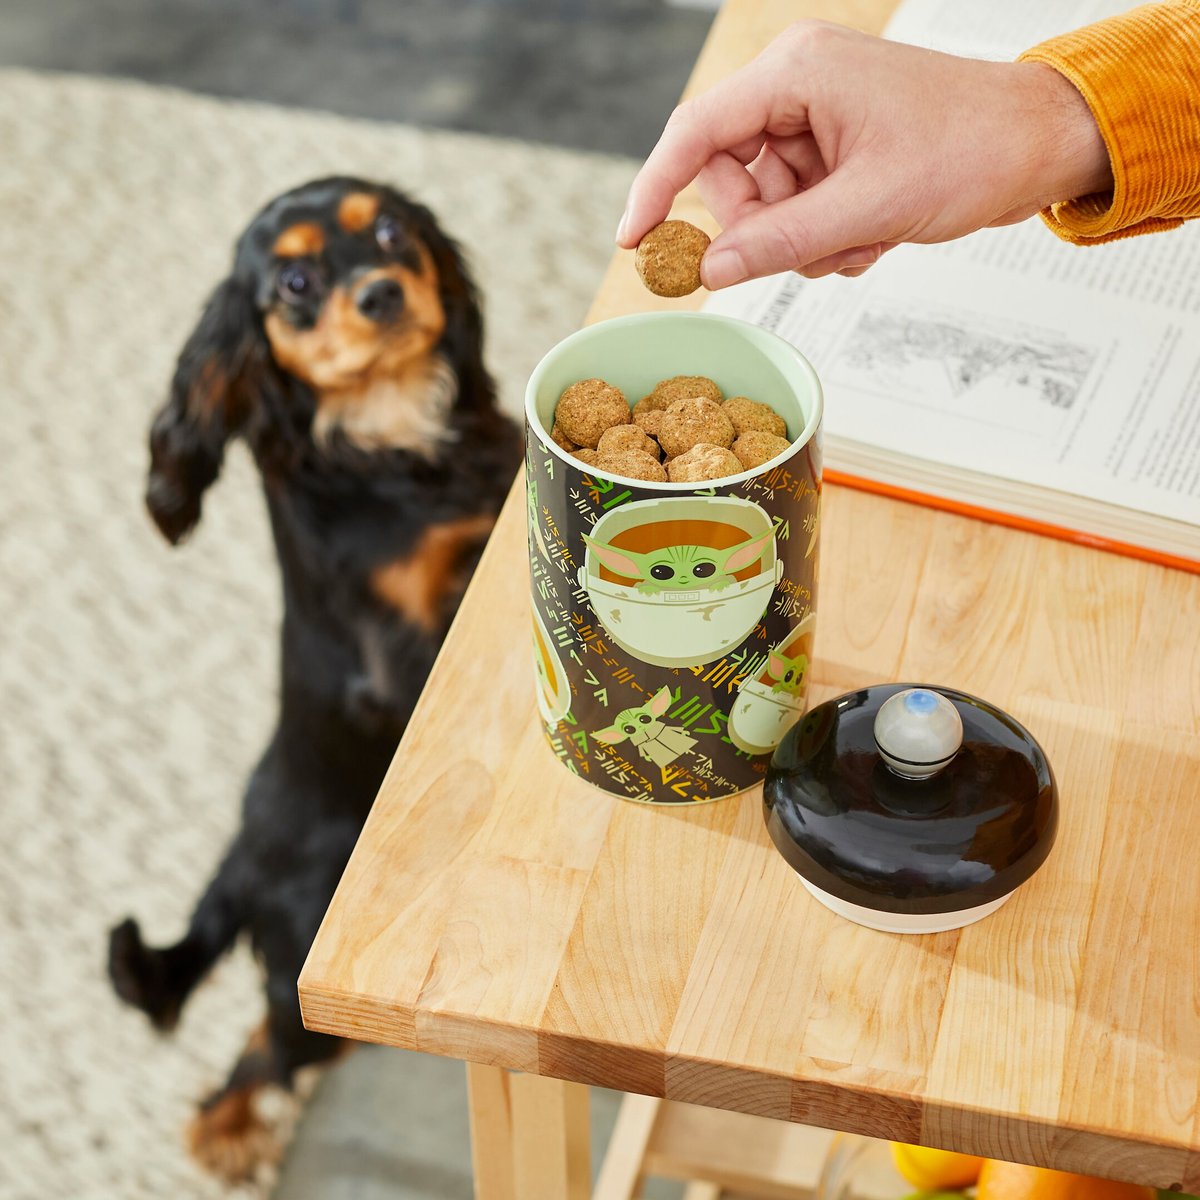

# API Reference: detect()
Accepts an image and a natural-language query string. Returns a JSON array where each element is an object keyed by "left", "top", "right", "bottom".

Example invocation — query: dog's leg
[
  {"left": 108, "top": 833, "right": 248, "bottom": 1030},
  {"left": 187, "top": 994, "right": 344, "bottom": 1182},
  {"left": 186, "top": 1019, "right": 285, "bottom": 1182}
]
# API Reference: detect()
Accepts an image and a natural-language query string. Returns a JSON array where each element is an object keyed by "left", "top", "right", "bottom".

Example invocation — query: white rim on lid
[{"left": 795, "top": 874, "right": 1015, "bottom": 934}]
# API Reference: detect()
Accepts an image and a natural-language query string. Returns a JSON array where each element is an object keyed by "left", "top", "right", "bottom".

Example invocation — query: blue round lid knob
[{"left": 874, "top": 687, "right": 963, "bottom": 779}]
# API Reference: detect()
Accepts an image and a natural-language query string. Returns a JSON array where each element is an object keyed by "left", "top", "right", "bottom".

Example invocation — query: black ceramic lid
[{"left": 764, "top": 684, "right": 1058, "bottom": 916}]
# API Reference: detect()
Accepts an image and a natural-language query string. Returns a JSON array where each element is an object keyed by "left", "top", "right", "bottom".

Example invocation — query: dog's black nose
[{"left": 356, "top": 278, "right": 405, "bottom": 323}]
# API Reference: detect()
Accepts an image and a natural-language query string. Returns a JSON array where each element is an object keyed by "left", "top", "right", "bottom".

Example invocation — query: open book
[{"left": 704, "top": 0, "right": 1200, "bottom": 573}]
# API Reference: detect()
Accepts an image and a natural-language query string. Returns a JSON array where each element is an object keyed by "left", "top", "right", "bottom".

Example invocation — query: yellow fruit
[
  {"left": 891, "top": 1143, "right": 985, "bottom": 1190},
  {"left": 975, "top": 1159, "right": 1156, "bottom": 1200}
]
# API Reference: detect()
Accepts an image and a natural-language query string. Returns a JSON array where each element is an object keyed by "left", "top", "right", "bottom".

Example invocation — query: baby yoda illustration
[
  {"left": 582, "top": 528, "right": 774, "bottom": 596},
  {"left": 593, "top": 686, "right": 696, "bottom": 768},
  {"left": 767, "top": 648, "right": 809, "bottom": 696}
]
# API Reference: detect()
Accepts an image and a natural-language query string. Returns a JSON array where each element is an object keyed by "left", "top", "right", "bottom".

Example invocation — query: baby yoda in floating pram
[
  {"left": 578, "top": 494, "right": 780, "bottom": 670},
  {"left": 767, "top": 648, "right": 809, "bottom": 696},
  {"left": 593, "top": 686, "right": 695, "bottom": 768},
  {"left": 582, "top": 529, "right": 774, "bottom": 596}
]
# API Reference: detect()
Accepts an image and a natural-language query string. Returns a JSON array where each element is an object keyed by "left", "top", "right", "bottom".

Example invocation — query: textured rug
[{"left": 0, "top": 69, "right": 633, "bottom": 1199}]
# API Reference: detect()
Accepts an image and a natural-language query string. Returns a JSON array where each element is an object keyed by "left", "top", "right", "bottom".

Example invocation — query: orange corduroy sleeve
[{"left": 1017, "top": 1, "right": 1200, "bottom": 243}]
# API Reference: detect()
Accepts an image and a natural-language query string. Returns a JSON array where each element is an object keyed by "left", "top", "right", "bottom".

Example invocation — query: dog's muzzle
[{"left": 356, "top": 277, "right": 405, "bottom": 323}]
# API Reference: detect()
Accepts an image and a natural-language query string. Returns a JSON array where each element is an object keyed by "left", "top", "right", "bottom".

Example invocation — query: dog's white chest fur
[{"left": 313, "top": 354, "right": 459, "bottom": 458}]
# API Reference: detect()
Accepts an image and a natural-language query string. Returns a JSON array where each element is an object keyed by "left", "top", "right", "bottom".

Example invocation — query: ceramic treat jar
[{"left": 525, "top": 312, "right": 823, "bottom": 805}]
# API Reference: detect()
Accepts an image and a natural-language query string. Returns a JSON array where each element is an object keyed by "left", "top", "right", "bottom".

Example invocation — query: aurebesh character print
[{"left": 526, "top": 417, "right": 820, "bottom": 806}]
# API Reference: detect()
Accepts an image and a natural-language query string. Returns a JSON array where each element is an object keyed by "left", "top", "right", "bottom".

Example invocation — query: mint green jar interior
[{"left": 525, "top": 312, "right": 823, "bottom": 486}]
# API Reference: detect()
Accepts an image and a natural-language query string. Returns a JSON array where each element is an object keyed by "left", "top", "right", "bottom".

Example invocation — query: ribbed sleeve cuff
[{"left": 1018, "top": 1, "right": 1200, "bottom": 244}]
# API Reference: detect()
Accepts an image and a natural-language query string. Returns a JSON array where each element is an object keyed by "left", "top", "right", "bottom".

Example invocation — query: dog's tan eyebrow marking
[
  {"left": 337, "top": 192, "right": 381, "bottom": 233},
  {"left": 272, "top": 223, "right": 325, "bottom": 258}
]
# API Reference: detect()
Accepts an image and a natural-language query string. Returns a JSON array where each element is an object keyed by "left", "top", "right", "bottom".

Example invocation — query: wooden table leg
[
  {"left": 593, "top": 1093, "right": 662, "bottom": 1200},
  {"left": 466, "top": 1063, "right": 591, "bottom": 1200},
  {"left": 467, "top": 1063, "right": 516, "bottom": 1200},
  {"left": 510, "top": 1071, "right": 591, "bottom": 1200}
]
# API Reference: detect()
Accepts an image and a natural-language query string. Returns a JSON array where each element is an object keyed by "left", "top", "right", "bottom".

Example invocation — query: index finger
[{"left": 617, "top": 52, "right": 800, "bottom": 247}]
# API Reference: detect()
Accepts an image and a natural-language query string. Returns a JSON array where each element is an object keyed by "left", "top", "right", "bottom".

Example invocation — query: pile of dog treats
[{"left": 550, "top": 374, "right": 793, "bottom": 483}]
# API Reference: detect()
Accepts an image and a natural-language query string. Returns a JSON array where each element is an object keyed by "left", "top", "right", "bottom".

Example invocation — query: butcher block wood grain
[{"left": 299, "top": 0, "right": 1200, "bottom": 1188}]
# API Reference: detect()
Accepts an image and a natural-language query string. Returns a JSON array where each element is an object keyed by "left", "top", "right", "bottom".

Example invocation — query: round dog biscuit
[
  {"left": 644, "top": 375, "right": 723, "bottom": 407},
  {"left": 554, "top": 379, "right": 630, "bottom": 448},
  {"left": 722, "top": 396, "right": 787, "bottom": 439},
  {"left": 632, "top": 393, "right": 673, "bottom": 421},
  {"left": 657, "top": 396, "right": 735, "bottom": 458},
  {"left": 732, "top": 431, "right": 792, "bottom": 470},
  {"left": 634, "top": 409, "right": 665, "bottom": 440},
  {"left": 596, "top": 449, "right": 668, "bottom": 483},
  {"left": 667, "top": 443, "right": 743, "bottom": 483},
  {"left": 635, "top": 220, "right": 711, "bottom": 298},
  {"left": 551, "top": 421, "right": 579, "bottom": 453},
  {"left": 597, "top": 424, "right": 661, "bottom": 461}
]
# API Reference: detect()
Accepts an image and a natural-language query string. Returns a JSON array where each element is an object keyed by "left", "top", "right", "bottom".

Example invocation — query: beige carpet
[{"left": 0, "top": 68, "right": 634, "bottom": 1199}]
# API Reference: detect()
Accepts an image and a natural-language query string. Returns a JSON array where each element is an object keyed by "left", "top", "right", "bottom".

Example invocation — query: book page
[
  {"left": 883, "top": 0, "right": 1133, "bottom": 59},
  {"left": 705, "top": 229, "right": 1200, "bottom": 527},
  {"left": 703, "top": 0, "right": 1200, "bottom": 532}
]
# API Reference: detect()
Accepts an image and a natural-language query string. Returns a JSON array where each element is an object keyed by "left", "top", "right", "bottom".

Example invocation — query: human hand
[{"left": 616, "top": 21, "right": 1111, "bottom": 286}]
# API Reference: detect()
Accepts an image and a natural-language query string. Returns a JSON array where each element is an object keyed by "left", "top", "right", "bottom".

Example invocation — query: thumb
[{"left": 702, "top": 168, "right": 884, "bottom": 289}]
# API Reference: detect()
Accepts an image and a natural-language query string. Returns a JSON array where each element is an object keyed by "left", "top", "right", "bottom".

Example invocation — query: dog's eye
[
  {"left": 277, "top": 263, "right": 318, "bottom": 303},
  {"left": 375, "top": 214, "right": 402, "bottom": 251}
]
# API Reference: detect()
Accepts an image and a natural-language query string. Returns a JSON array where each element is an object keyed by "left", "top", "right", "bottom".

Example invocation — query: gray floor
[
  {"left": 2, "top": 0, "right": 711, "bottom": 1194},
  {"left": 0, "top": 0, "right": 713, "bottom": 157},
  {"left": 277, "top": 1048, "right": 683, "bottom": 1199}
]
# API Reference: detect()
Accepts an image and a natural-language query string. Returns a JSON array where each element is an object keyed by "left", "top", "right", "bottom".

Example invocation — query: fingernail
[
  {"left": 840, "top": 253, "right": 877, "bottom": 270},
  {"left": 615, "top": 205, "right": 631, "bottom": 245},
  {"left": 702, "top": 246, "right": 748, "bottom": 289}
]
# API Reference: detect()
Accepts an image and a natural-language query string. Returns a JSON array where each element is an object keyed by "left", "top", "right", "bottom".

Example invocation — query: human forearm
[{"left": 1019, "top": 0, "right": 1200, "bottom": 242}]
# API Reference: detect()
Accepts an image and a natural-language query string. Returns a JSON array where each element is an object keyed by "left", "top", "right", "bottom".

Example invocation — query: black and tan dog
[{"left": 108, "top": 176, "right": 520, "bottom": 1178}]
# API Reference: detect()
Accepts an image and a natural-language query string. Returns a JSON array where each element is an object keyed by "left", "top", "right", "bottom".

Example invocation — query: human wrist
[{"left": 1016, "top": 60, "right": 1112, "bottom": 207}]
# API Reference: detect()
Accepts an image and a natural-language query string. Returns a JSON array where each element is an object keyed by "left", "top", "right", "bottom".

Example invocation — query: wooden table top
[{"left": 299, "top": 0, "right": 1200, "bottom": 1187}]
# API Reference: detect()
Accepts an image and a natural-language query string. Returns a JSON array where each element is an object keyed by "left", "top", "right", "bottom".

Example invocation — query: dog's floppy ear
[
  {"left": 147, "top": 275, "right": 260, "bottom": 544},
  {"left": 414, "top": 210, "right": 496, "bottom": 412}
]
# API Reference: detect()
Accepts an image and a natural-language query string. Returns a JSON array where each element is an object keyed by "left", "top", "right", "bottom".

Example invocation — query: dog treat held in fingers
[
  {"left": 597, "top": 423, "right": 661, "bottom": 461},
  {"left": 657, "top": 396, "right": 736, "bottom": 457},
  {"left": 635, "top": 220, "right": 711, "bottom": 298},
  {"left": 722, "top": 396, "right": 788, "bottom": 438},
  {"left": 732, "top": 431, "right": 792, "bottom": 470},
  {"left": 667, "top": 443, "right": 743, "bottom": 482},
  {"left": 597, "top": 449, "right": 669, "bottom": 483},
  {"left": 554, "top": 378, "right": 629, "bottom": 447}
]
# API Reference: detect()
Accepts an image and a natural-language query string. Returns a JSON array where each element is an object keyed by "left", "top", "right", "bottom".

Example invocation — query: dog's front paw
[
  {"left": 188, "top": 1086, "right": 282, "bottom": 1183},
  {"left": 108, "top": 917, "right": 181, "bottom": 1032}
]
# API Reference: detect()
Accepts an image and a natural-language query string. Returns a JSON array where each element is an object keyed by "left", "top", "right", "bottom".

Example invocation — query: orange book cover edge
[{"left": 822, "top": 468, "right": 1200, "bottom": 577}]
